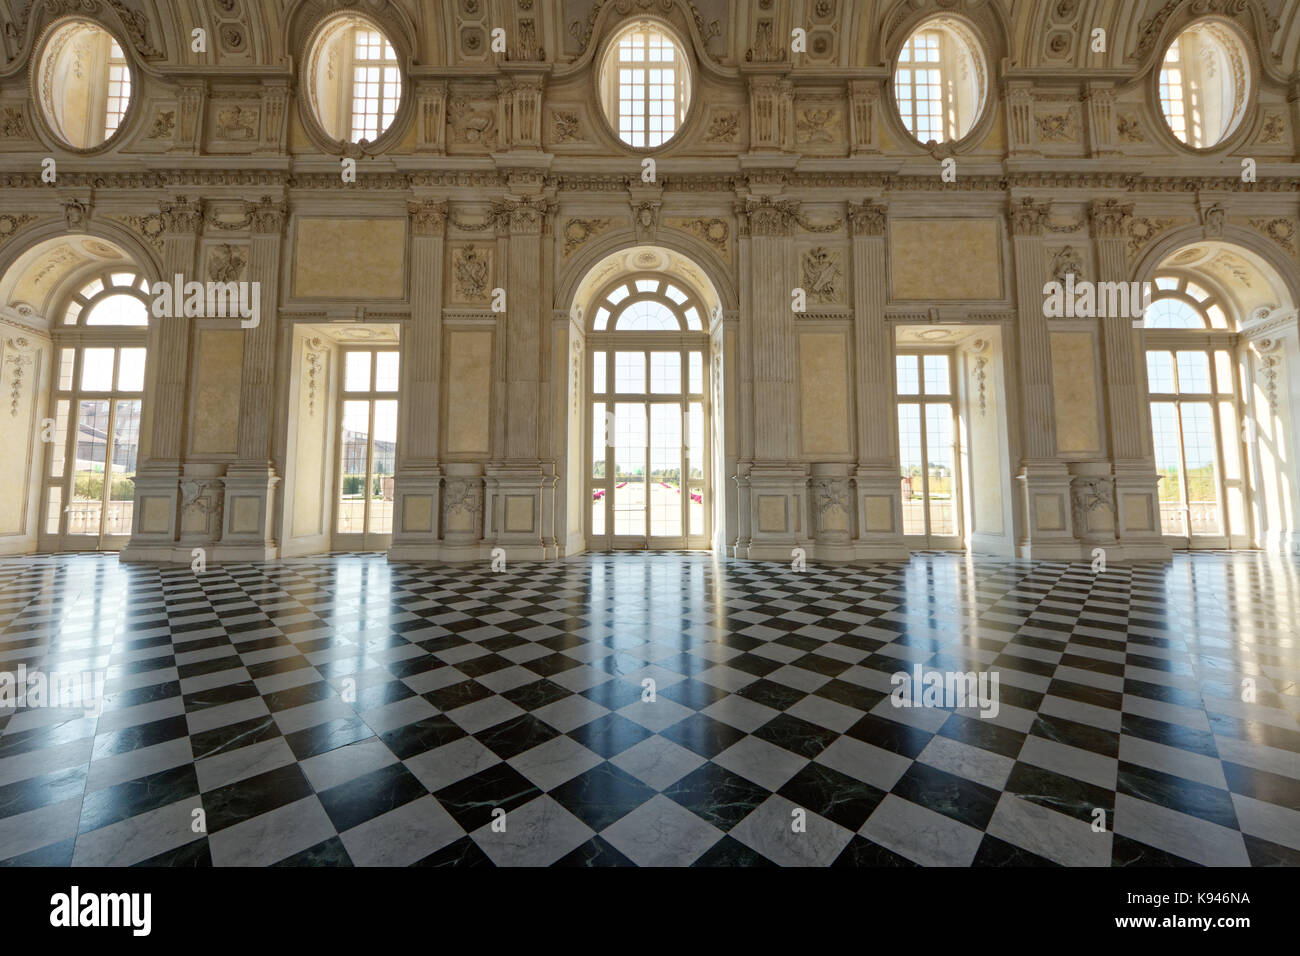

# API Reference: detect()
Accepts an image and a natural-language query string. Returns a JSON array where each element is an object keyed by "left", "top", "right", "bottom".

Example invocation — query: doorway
[
  {"left": 896, "top": 350, "right": 963, "bottom": 549},
  {"left": 586, "top": 275, "right": 711, "bottom": 550}
]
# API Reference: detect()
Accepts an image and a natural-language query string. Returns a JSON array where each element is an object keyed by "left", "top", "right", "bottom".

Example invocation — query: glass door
[
  {"left": 334, "top": 348, "right": 399, "bottom": 550},
  {"left": 1146, "top": 348, "right": 1239, "bottom": 547},
  {"left": 896, "top": 351, "right": 962, "bottom": 549},
  {"left": 590, "top": 346, "right": 709, "bottom": 549},
  {"left": 44, "top": 345, "right": 145, "bottom": 551}
]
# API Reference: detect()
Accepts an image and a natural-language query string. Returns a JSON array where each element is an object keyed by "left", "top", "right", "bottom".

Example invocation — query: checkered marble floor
[{"left": 0, "top": 550, "right": 1296, "bottom": 867}]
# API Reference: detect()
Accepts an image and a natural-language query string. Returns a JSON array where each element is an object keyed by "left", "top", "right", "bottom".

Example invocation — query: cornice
[{"left": 0, "top": 168, "right": 1295, "bottom": 196}]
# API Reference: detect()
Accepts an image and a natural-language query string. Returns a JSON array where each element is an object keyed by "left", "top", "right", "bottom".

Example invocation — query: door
[
  {"left": 896, "top": 351, "right": 963, "bottom": 549},
  {"left": 334, "top": 348, "right": 399, "bottom": 550}
]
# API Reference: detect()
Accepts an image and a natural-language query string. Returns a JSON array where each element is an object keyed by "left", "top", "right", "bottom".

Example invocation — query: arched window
[
  {"left": 1143, "top": 270, "right": 1243, "bottom": 546},
  {"left": 43, "top": 269, "right": 150, "bottom": 549},
  {"left": 893, "top": 18, "right": 986, "bottom": 144},
  {"left": 63, "top": 271, "right": 150, "bottom": 326},
  {"left": 598, "top": 21, "right": 691, "bottom": 148},
  {"left": 36, "top": 21, "right": 133, "bottom": 149},
  {"left": 306, "top": 16, "right": 403, "bottom": 144},
  {"left": 587, "top": 275, "right": 710, "bottom": 548},
  {"left": 1158, "top": 21, "right": 1250, "bottom": 148}
]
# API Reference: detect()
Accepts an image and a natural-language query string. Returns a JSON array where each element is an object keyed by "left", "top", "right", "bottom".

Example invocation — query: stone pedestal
[
  {"left": 485, "top": 464, "right": 552, "bottom": 562},
  {"left": 736, "top": 464, "right": 811, "bottom": 561},
  {"left": 389, "top": 466, "right": 444, "bottom": 562},
  {"left": 214, "top": 463, "right": 280, "bottom": 561}
]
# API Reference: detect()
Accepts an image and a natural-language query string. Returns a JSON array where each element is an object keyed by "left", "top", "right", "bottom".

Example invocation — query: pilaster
[
  {"left": 122, "top": 196, "right": 203, "bottom": 563},
  {"left": 847, "top": 199, "right": 906, "bottom": 559},
  {"left": 390, "top": 199, "right": 448, "bottom": 561}
]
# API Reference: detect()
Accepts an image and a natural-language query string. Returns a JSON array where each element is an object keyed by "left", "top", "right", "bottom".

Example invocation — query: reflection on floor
[{"left": 0, "top": 550, "right": 1296, "bottom": 867}]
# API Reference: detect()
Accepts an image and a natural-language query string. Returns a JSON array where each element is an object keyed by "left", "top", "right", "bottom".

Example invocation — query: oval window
[
  {"left": 893, "top": 18, "right": 987, "bottom": 145},
  {"left": 306, "top": 15, "right": 404, "bottom": 144},
  {"left": 1158, "top": 21, "right": 1250, "bottom": 149},
  {"left": 36, "top": 20, "right": 132, "bottom": 149},
  {"left": 598, "top": 21, "right": 692, "bottom": 149}
]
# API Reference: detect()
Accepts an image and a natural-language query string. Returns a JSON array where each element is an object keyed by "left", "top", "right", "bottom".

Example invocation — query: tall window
[
  {"left": 896, "top": 352, "right": 961, "bottom": 546},
  {"left": 893, "top": 20, "right": 985, "bottom": 144},
  {"left": 599, "top": 23, "right": 691, "bottom": 148},
  {"left": 1158, "top": 22, "right": 1249, "bottom": 149},
  {"left": 588, "top": 277, "right": 709, "bottom": 548},
  {"left": 337, "top": 349, "right": 399, "bottom": 543},
  {"left": 43, "top": 272, "right": 149, "bottom": 549},
  {"left": 1143, "top": 273, "right": 1246, "bottom": 544},
  {"left": 349, "top": 29, "right": 400, "bottom": 142}
]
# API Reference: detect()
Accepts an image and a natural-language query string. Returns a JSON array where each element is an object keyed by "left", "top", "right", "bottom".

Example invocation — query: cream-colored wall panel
[
  {"left": 444, "top": 329, "right": 493, "bottom": 455},
  {"left": 1050, "top": 331, "right": 1101, "bottom": 454},
  {"left": 798, "top": 331, "right": 852, "bottom": 458},
  {"left": 291, "top": 341, "right": 329, "bottom": 539},
  {"left": 890, "top": 219, "right": 1002, "bottom": 300},
  {"left": 189, "top": 330, "right": 243, "bottom": 456},
  {"left": 0, "top": 338, "right": 45, "bottom": 536},
  {"left": 292, "top": 218, "right": 406, "bottom": 299}
]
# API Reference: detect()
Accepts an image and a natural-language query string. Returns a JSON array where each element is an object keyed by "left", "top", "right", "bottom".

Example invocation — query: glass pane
[
  {"left": 649, "top": 352, "right": 680, "bottom": 393},
  {"left": 1150, "top": 401, "right": 1185, "bottom": 536},
  {"left": 613, "top": 403, "right": 646, "bottom": 536},
  {"left": 1176, "top": 351, "right": 1211, "bottom": 393},
  {"left": 684, "top": 307, "right": 701, "bottom": 331},
  {"left": 46, "top": 487, "right": 62, "bottom": 535},
  {"left": 338, "top": 400, "right": 370, "bottom": 534},
  {"left": 368, "top": 400, "right": 397, "bottom": 534},
  {"left": 1146, "top": 351, "right": 1175, "bottom": 393},
  {"left": 615, "top": 352, "right": 645, "bottom": 393},
  {"left": 926, "top": 403, "right": 955, "bottom": 535},
  {"left": 117, "top": 348, "right": 146, "bottom": 391},
  {"left": 689, "top": 352, "right": 703, "bottom": 394},
  {"left": 896, "top": 355, "right": 920, "bottom": 395},
  {"left": 592, "top": 401, "right": 607, "bottom": 479},
  {"left": 923, "top": 355, "right": 950, "bottom": 395},
  {"left": 591, "top": 492, "right": 605, "bottom": 537},
  {"left": 687, "top": 402, "right": 704, "bottom": 480},
  {"left": 81, "top": 348, "right": 115, "bottom": 391},
  {"left": 617, "top": 300, "right": 678, "bottom": 331},
  {"left": 344, "top": 353, "right": 371, "bottom": 392},
  {"left": 898, "top": 403, "right": 924, "bottom": 535},
  {"left": 1180, "top": 402, "right": 1220, "bottom": 535},
  {"left": 58, "top": 349, "right": 75, "bottom": 390},
  {"left": 85, "top": 293, "right": 147, "bottom": 326},
  {"left": 592, "top": 352, "right": 606, "bottom": 394},
  {"left": 104, "top": 399, "right": 140, "bottom": 535},
  {"left": 375, "top": 352, "right": 400, "bottom": 392},
  {"left": 71, "top": 400, "right": 109, "bottom": 535},
  {"left": 50, "top": 400, "right": 69, "bottom": 478},
  {"left": 1214, "top": 351, "right": 1234, "bottom": 394},
  {"left": 649, "top": 404, "right": 681, "bottom": 537},
  {"left": 689, "top": 484, "right": 703, "bottom": 536}
]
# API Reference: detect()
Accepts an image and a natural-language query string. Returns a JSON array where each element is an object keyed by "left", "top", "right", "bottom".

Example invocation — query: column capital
[
  {"left": 1007, "top": 197, "right": 1051, "bottom": 237},
  {"left": 408, "top": 199, "right": 448, "bottom": 237},
  {"left": 739, "top": 197, "right": 800, "bottom": 237},
  {"left": 1088, "top": 198, "right": 1134, "bottom": 239},
  {"left": 245, "top": 195, "right": 288, "bottom": 235},
  {"left": 158, "top": 195, "right": 204, "bottom": 235},
  {"left": 847, "top": 199, "right": 887, "bottom": 237},
  {"left": 491, "top": 196, "right": 552, "bottom": 236}
]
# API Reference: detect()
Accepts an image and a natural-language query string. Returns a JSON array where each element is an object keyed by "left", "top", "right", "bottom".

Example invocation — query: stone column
[
  {"left": 1008, "top": 196, "right": 1075, "bottom": 557},
  {"left": 848, "top": 200, "right": 907, "bottom": 559},
  {"left": 390, "top": 200, "right": 448, "bottom": 561},
  {"left": 217, "top": 196, "right": 286, "bottom": 561},
  {"left": 1090, "top": 199, "right": 1170, "bottom": 559},
  {"left": 483, "top": 197, "right": 552, "bottom": 560},
  {"left": 736, "top": 197, "right": 809, "bottom": 560},
  {"left": 123, "top": 195, "right": 203, "bottom": 563}
]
